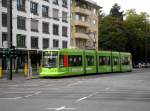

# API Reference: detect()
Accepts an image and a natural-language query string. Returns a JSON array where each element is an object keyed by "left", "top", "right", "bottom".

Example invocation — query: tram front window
[{"left": 43, "top": 51, "right": 58, "bottom": 68}]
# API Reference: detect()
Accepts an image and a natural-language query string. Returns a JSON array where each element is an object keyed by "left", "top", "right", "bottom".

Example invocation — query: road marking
[
  {"left": 0, "top": 91, "right": 36, "bottom": 94},
  {"left": 105, "top": 87, "right": 110, "bottom": 90},
  {"left": 34, "top": 91, "right": 41, "bottom": 95},
  {"left": 0, "top": 97, "right": 22, "bottom": 100},
  {"left": 15, "top": 97, "right": 22, "bottom": 99},
  {"left": 24, "top": 94, "right": 33, "bottom": 98},
  {"left": 77, "top": 92, "right": 99, "bottom": 102},
  {"left": 24, "top": 91, "right": 41, "bottom": 98},
  {"left": 8, "top": 84, "right": 38, "bottom": 87},
  {"left": 7, "top": 85, "right": 19, "bottom": 87},
  {"left": 89, "top": 97, "right": 150, "bottom": 100},
  {"left": 67, "top": 81, "right": 82, "bottom": 87},
  {"left": 46, "top": 84, "right": 53, "bottom": 87},
  {"left": 47, "top": 106, "right": 75, "bottom": 111},
  {"left": 40, "top": 81, "right": 48, "bottom": 83},
  {"left": 77, "top": 97, "right": 87, "bottom": 101}
]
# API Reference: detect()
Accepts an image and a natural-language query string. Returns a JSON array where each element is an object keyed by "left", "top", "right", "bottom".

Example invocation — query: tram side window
[
  {"left": 113, "top": 57, "right": 119, "bottom": 65},
  {"left": 59, "top": 55, "right": 64, "bottom": 67},
  {"left": 86, "top": 56, "right": 94, "bottom": 66},
  {"left": 99, "top": 56, "right": 110, "bottom": 65},
  {"left": 69, "top": 55, "right": 82, "bottom": 67},
  {"left": 122, "top": 57, "right": 130, "bottom": 65}
]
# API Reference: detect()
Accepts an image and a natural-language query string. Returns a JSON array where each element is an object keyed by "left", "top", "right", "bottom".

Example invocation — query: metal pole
[
  {"left": 145, "top": 37, "right": 148, "bottom": 68},
  {"left": 145, "top": 18, "right": 148, "bottom": 68},
  {"left": 28, "top": 50, "right": 30, "bottom": 79},
  {"left": 93, "top": 32, "right": 97, "bottom": 50},
  {"left": 7, "top": 0, "right": 13, "bottom": 80}
]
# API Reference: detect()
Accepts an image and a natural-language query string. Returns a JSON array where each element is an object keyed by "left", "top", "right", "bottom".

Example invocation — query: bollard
[
  {"left": 24, "top": 64, "right": 28, "bottom": 77},
  {"left": 30, "top": 66, "right": 32, "bottom": 77},
  {"left": 27, "top": 66, "right": 32, "bottom": 80},
  {"left": 0, "top": 66, "right": 2, "bottom": 78}
]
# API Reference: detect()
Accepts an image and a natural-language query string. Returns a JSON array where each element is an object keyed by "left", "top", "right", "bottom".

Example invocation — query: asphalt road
[{"left": 0, "top": 68, "right": 150, "bottom": 111}]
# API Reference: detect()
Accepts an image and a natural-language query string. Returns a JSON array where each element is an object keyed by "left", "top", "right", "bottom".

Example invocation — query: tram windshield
[{"left": 43, "top": 51, "right": 58, "bottom": 68}]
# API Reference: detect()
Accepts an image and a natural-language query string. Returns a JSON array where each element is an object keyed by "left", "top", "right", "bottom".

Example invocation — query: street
[{"left": 0, "top": 68, "right": 150, "bottom": 111}]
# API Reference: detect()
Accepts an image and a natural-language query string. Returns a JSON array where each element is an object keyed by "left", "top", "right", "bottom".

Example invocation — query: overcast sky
[{"left": 93, "top": 0, "right": 150, "bottom": 15}]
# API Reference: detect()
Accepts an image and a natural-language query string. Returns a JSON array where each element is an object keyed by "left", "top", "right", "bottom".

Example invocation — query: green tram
[{"left": 40, "top": 48, "right": 132, "bottom": 77}]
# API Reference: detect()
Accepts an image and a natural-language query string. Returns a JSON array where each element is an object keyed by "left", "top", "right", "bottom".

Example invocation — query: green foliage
[
  {"left": 110, "top": 3, "right": 124, "bottom": 19},
  {"left": 99, "top": 5, "right": 150, "bottom": 63},
  {"left": 99, "top": 15, "right": 127, "bottom": 51}
]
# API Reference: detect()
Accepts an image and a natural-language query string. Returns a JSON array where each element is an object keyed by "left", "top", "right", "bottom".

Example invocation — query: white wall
[{"left": 0, "top": 0, "right": 71, "bottom": 50}]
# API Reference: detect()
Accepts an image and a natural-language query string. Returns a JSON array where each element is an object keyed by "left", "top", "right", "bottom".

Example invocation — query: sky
[{"left": 93, "top": 0, "right": 150, "bottom": 15}]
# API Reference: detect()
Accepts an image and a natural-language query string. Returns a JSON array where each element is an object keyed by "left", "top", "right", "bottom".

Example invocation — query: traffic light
[
  {"left": 3, "top": 48, "right": 10, "bottom": 57},
  {"left": 3, "top": 46, "right": 16, "bottom": 57},
  {"left": 10, "top": 45, "right": 16, "bottom": 56}
]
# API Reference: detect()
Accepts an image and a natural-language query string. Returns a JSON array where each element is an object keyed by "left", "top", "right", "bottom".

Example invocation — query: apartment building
[
  {"left": 71, "top": 0, "right": 100, "bottom": 50},
  {"left": 0, "top": 0, "right": 70, "bottom": 69}
]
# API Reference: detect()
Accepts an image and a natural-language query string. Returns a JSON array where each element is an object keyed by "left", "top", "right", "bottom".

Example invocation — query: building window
[
  {"left": 62, "top": 41, "right": 67, "bottom": 48},
  {"left": 17, "top": 16, "right": 26, "bottom": 30},
  {"left": 53, "top": 24, "right": 59, "bottom": 35},
  {"left": 2, "top": 0, "right": 7, "bottom": 7},
  {"left": 2, "top": 13, "right": 7, "bottom": 27},
  {"left": 31, "top": 19, "right": 38, "bottom": 32},
  {"left": 30, "top": 2, "right": 38, "bottom": 15},
  {"left": 53, "top": 39, "right": 59, "bottom": 48},
  {"left": 75, "top": 14, "right": 87, "bottom": 22},
  {"left": 2, "top": 32, "right": 7, "bottom": 47},
  {"left": 82, "top": 16, "right": 86, "bottom": 22},
  {"left": 93, "top": 9, "right": 97, "bottom": 15},
  {"left": 62, "top": 26, "right": 68, "bottom": 37},
  {"left": 75, "top": 14, "right": 79, "bottom": 20},
  {"left": 62, "top": 11, "right": 68, "bottom": 23},
  {"left": 42, "top": 5, "right": 49, "bottom": 17},
  {"left": 43, "top": 38, "right": 49, "bottom": 49},
  {"left": 17, "top": 0, "right": 26, "bottom": 11},
  {"left": 62, "top": 0, "right": 68, "bottom": 8},
  {"left": 75, "top": 26, "right": 86, "bottom": 33},
  {"left": 93, "top": 20, "right": 96, "bottom": 25},
  {"left": 31, "top": 37, "right": 38, "bottom": 49},
  {"left": 53, "top": 0, "right": 59, "bottom": 5},
  {"left": 42, "top": 22, "right": 49, "bottom": 34},
  {"left": 16, "top": 34, "right": 26, "bottom": 48},
  {"left": 53, "top": 8, "right": 59, "bottom": 20}
]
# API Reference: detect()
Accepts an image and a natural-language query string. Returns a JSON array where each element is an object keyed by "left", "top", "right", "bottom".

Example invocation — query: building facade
[
  {"left": 71, "top": 0, "right": 100, "bottom": 50},
  {"left": 0, "top": 0, "right": 71, "bottom": 69}
]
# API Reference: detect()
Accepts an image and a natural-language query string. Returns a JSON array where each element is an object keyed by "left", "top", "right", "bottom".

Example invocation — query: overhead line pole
[
  {"left": 7, "top": 0, "right": 13, "bottom": 80},
  {"left": 145, "top": 18, "right": 148, "bottom": 68}
]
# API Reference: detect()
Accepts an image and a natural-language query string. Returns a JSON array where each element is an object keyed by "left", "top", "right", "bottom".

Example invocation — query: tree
[
  {"left": 110, "top": 3, "right": 124, "bottom": 19},
  {"left": 124, "top": 9, "right": 150, "bottom": 63},
  {"left": 99, "top": 6, "right": 150, "bottom": 64},
  {"left": 99, "top": 4, "right": 127, "bottom": 51}
]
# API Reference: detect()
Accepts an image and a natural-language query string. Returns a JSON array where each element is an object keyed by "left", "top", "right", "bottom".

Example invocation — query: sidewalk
[{"left": 0, "top": 69, "right": 40, "bottom": 81}]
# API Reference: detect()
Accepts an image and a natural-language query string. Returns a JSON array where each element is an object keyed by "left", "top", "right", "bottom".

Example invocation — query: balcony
[
  {"left": 73, "top": 20, "right": 90, "bottom": 27},
  {"left": 73, "top": 7, "right": 91, "bottom": 15},
  {"left": 90, "top": 27, "right": 98, "bottom": 32},
  {"left": 74, "top": 33, "right": 89, "bottom": 40}
]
